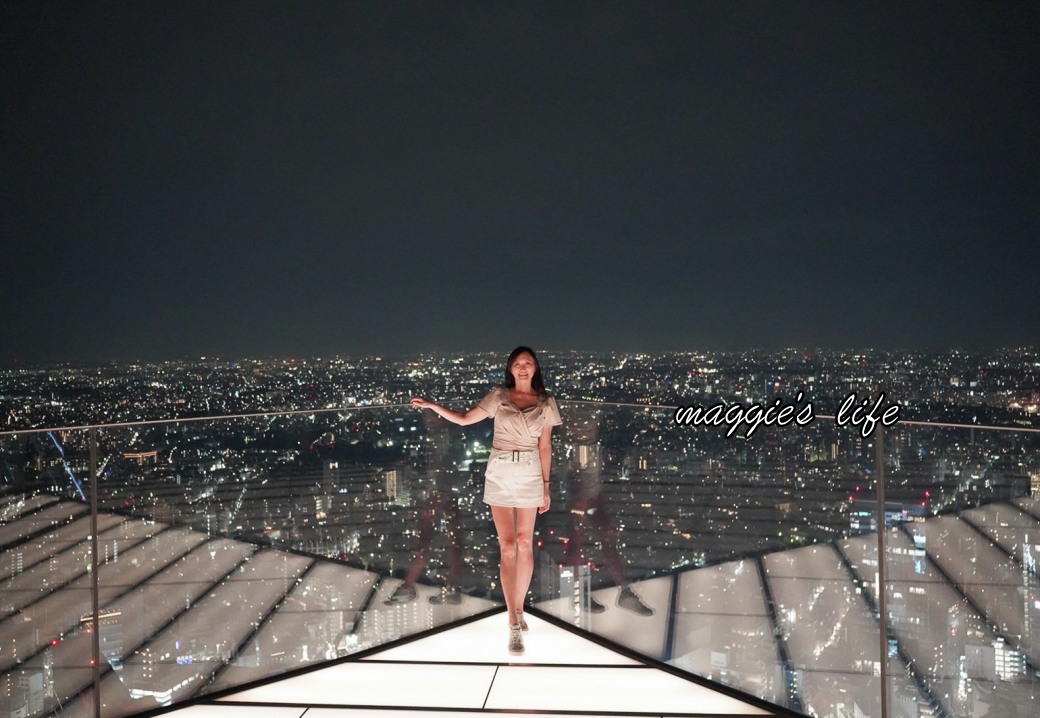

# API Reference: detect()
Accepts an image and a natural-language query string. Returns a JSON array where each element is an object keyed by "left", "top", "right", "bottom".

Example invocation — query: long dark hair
[{"left": 502, "top": 345, "right": 547, "bottom": 397}]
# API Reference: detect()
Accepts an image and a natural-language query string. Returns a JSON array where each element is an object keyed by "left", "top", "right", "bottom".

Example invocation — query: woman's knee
[
  {"left": 498, "top": 535, "right": 518, "bottom": 555},
  {"left": 515, "top": 533, "right": 534, "bottom": 557}
]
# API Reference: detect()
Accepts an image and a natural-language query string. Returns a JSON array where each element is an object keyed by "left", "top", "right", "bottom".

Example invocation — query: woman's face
[{"left": 510, "top": 352, "right": 537, "bottom": 385}]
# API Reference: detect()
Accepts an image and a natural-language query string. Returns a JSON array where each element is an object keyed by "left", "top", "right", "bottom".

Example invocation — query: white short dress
[{"left": 477, "top": 387, "right": 562, "bottom": 508}]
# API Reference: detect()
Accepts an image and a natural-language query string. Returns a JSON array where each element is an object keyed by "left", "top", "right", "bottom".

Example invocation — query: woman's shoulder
[
  {"left": 541, "top": 392, "right": 562, "bottom": 425},
  {"left": 478, "top": 386, "right": 506, "bottom": 409}
]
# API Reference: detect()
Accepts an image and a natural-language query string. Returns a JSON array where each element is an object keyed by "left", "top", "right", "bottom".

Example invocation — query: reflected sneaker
[
  {"left": 428, "top": 587, "right": 463, "bottom": 605},
  {"left": 616, "top": 586, "right": 654, "bottom": 616},
  {"left": 508, "top": 624, "right": 525, "bottom": 655},
  {"left": 589, "top": 596, "right": 606, "bottom": 613},
  {"left": 515, "top": 610, "right": 528, "bottom": 631},
  {"left": 383, "top": 584, "right": 417, "bottom": 605}
]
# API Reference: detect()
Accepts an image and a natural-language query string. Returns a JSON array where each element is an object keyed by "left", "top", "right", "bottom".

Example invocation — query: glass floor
[{"left": 166, "top": 612, "right": 774, "bottom": 717}]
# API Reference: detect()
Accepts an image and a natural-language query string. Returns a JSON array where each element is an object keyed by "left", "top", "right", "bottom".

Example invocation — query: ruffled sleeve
[
  {"left": 543, "top": 396, "right": 563, "bottom": 427},
  {"left": 477, "top": 387, "right": 502, "bottom": 418}
]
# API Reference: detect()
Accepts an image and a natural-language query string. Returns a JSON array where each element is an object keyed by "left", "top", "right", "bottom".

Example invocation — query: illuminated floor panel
[
  {"left": 364, "top": 612, "right": 639, "bottom": 664},
  {"left": 486, "top": 665, "right": 771, "bottom": 714},
  {"left": 303, "top": 707, "right": 628, "bottom": 711},
  {"left": 217, "top": 662, "right": 498, "bottom": 708},
  {"left": 159, "top": 707, "right": 306, "bottom": 718}
]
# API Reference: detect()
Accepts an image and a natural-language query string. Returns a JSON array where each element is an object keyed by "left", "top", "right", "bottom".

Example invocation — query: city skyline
[
  {"left": 3, "top": 347, "right": 1038, "bottom": 433},
  {"left": 3, "top": 3, "right": 1039, "bottom": 363}
]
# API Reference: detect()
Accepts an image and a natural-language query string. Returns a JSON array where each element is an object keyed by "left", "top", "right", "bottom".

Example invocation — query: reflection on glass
[
  {"left": 0, "top": 409, "right": 503, "bottom": 717},
  {"left": 557, "top": 405, "right": 654, "bottom": 619},
  {"left": 870, "top": 425, "right": 1040, "bottom": 718},
  {"left": 2, "top": 403, "right": 1039, "bottom": 718},
  {"left": 384, "top": 412, "right": 464, "bottom": 606},
  {"left": 671, "top": 559, "right": 785, "bottom": 707}
]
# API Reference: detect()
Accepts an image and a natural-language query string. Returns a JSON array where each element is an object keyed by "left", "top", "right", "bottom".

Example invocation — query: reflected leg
[
  {"left": 404, "top": 496, "right": 441, "bottom": 586},
  {"left": 588, "top": 491, "right": 627, "bottom": 587}
]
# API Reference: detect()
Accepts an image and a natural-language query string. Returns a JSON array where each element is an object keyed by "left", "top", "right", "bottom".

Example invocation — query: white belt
[{"left": 494, "top": 449, "right": 537, "bottom": 462}]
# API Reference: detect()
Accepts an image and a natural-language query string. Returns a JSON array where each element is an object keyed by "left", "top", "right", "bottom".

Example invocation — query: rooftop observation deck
[{"left": 2, "top": 402, "right": 1039, "bottom": 718}]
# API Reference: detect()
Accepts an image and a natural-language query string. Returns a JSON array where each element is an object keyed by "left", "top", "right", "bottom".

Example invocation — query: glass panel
[
  {"left": 84, "top": 407, "right": 500, "bottom": 715},
  {"left": 532, "top": 401, "right": 892, "bottom": 715},
  {"left": 0, "top": 428, "right": 95, "bottom": 718},
  {"left": 881, "top": 424, "right": 1040, "bottom": 718},
  {"left": 672, "top": 561, "right": 784, "bottom": 705},
  {"left": 0, "top": 427, "right": 92, "bottom": 504},
  {"left": 5, "top": 400, "right": 1036, "bottom": 718}
]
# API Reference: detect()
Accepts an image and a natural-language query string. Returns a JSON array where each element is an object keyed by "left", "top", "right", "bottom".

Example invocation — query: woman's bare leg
[
  {"left": 491, "top": 505, "right": 519, "bottom": 625},
  {"left": 513, "top": 507, "right": 538, "bottom": 618}
]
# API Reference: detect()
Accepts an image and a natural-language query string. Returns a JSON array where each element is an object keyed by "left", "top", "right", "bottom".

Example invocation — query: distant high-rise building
[{"left": 323, "top": 460, "right": 340, "bottom": 492}]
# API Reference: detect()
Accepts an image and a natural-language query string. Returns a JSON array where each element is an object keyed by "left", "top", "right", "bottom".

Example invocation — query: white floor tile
[
  {"left": 364, "top": 612, "right": 639, "bottom": 665},
  {"left": 217, "top": 662, "right": 497, "bottom": 709},
  {"left": 162, "top": 707, "right": 306, "bottom": 718},
  {"left": 486, "top": 665, "right": 772, "bottom": 714},
  {"left": 307, "top": 710, "right": 632, "bottom": 718}
]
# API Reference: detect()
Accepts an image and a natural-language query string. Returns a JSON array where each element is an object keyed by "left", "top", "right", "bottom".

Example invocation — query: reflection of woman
[
  {"left": 411, "top": 346, "right": 561, "bottom": 655},
  {"left": 565, "top": 406, "right": 653, "bottom": 615},
  {"left": 383, "top": 411, "right": 463, "bottom": 606}
]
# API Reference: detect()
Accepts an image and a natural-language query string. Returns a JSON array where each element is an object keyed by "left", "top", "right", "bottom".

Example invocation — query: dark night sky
[{"left": 2, "top": 2, "right": 1038, "bottom": 363}]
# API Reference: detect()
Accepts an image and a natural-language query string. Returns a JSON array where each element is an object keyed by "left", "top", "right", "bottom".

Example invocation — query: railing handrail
[
  {"left": 0, "top": 404, "right": 412, "bottom": 437},
  {"left": 2, "top": 398, "right": 1039, "bottom": 436}
]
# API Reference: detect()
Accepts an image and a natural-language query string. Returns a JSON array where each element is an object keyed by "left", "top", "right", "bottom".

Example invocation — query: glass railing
[
  {"left": 875, "top": 422, "right": 1040, "bottom": 718},
  {"left": 540, "top": 401, "right": 889, "bottom": 715},
  {"left": 2, "top": 401, "right": 1039, "bottom": 718},
  {"left": 535, "top": 404, "right": 1040, "bottom": 718},
  {"left": 0, "top": 406, "right": 502, "bottom": 717}
]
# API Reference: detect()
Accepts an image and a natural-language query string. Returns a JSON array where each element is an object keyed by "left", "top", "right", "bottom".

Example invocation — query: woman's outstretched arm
[{"left": 410, "top": 397, "right": 489, "bottom": 426}]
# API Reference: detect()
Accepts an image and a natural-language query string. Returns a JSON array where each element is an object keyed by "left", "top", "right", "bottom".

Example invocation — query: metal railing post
[
  {"left": 89, "top": 428, "right": 102, "bottom": 718},
  {"left": 875, "top": 424, "right": 888, "bottom": 718}
]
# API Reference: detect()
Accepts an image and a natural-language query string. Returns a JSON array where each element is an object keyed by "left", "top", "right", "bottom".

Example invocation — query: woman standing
[{"left": 411, "top": 346, "right": 562, "bottom": 655}]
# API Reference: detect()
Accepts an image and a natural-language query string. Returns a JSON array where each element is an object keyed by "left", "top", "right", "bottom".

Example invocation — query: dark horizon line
[{"left": 2, "top": 344, "right": 1038, "bottom": 370}]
